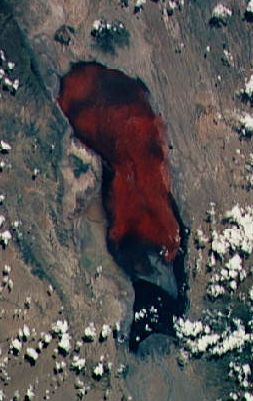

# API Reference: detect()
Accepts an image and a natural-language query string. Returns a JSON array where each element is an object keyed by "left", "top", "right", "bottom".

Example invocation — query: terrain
[{"left": 0, "top": 1, "right": 252, "bottom": 401}]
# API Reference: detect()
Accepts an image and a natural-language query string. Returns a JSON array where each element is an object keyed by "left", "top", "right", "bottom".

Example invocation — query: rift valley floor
[{"left": 0, "top": 1, "right": 252, "bottom": 401}]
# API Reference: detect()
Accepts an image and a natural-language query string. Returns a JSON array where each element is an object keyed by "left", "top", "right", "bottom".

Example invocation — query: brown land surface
[{"left": 0, "top": 1, "right": 252, "bottom": 400}]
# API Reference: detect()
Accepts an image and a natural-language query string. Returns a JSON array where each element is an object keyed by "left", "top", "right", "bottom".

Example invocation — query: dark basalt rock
[{"left": 54, "top": 25, "right": 75, "bottom": 46}]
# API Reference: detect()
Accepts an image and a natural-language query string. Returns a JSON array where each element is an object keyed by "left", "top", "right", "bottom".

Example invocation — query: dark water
[{"left": 128, "top": 195, "right": 189, "bottom": 351}]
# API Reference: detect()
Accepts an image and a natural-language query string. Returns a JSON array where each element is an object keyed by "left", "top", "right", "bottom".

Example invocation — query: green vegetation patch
[{"left": 69, "top": 154, "right": 90, "bottom": 178}]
